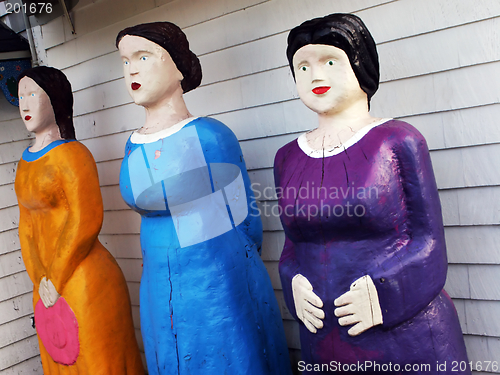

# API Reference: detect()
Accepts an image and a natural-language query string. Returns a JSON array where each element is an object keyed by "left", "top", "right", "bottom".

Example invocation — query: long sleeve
[
  {"left": 371, "top": 126, "right": 448, "bottom": 328},
  {"left": 197, "top": 118, "right": 263, "bottom": 253},
  {"left": 278, "top": 236, "right": 301, "bottom": 321},
  {"left": 18, "top": 203, "right": 45, "bottom": 287},
  {"left": 47, "top": 143, "right": 103, "bottom": 293},
  {"left": 274, "top": 146, "right": 301, "bottom": 321}
]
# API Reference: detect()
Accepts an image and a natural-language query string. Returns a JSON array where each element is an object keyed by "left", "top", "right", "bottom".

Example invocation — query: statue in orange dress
[{"left": 15, "top": 66, "right": 144, "bottom": 374}]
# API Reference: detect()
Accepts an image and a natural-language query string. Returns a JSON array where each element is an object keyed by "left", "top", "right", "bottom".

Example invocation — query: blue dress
[{"left": 120, "top": 117, "right": 291, "bottom": 375}]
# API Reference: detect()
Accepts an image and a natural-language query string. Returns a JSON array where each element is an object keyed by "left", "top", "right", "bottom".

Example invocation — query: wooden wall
[
  {"left": 0, "top": 0, "right": 498, "bottom": 373},
  {"left": 0, "top": 95, "right": 41, "bottom": 372}
]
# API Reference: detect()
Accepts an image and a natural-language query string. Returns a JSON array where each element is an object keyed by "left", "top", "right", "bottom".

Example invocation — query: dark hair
[
  {"left": 18, "top": 66, "right": 76, "bottom": 139},
  {"left": 116, "top": 22, "right": 202, "bottom": 94},
  {"left": 287, "top": 13, "right": 379, "bottom": 103}
]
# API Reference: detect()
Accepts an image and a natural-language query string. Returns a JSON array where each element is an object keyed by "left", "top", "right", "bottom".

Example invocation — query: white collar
[
  {"left": 297, "top": 118, "right": 392, "bottom": 158},
  {"left": 130, "top": 116, "right": 199, "bottom": 144}
]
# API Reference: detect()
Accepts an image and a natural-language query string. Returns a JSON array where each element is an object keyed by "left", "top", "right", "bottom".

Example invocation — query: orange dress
[{"left": 15, "top": 140, "right": 144, "bottom": 374}]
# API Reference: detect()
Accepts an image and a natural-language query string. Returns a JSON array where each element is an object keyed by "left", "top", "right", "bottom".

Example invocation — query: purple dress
[{"left": 274, "top": 120, "right": 469, "bottom": 374}]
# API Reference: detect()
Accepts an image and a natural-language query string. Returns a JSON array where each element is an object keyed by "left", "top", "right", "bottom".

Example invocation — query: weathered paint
[
  {"left": 276, "top": 120, "right": 470, "bottom": 373},
  {"left": 34, "top": 297, "right": 79, "bottom": 365},
  {"left": 276, "top": 14, "right": 470, "bottom": 374},
  {"left": 15, "top": 140, "right": 144, "bottom": 374},
  {"left": 116, "top": 21, "right": 291, "bottom": 374},
  {"left": 120, "top": 117, "right": 292, "bottom": 374},
  {"left": 2, "top": 0, "right": 498, "bottom": 372}
]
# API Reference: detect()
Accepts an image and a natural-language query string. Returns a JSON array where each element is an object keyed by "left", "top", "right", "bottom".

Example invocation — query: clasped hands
[
  {"left": 38, "top": 277, "right": 61, "bottom": 308},
  {"left": 292, "top": 274, "right": 383, "bottom": 336}
]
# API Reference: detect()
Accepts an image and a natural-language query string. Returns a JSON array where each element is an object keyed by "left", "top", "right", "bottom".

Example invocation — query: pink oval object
[{"left": 35, "top": 297, "right": 80, "bottom": 365}]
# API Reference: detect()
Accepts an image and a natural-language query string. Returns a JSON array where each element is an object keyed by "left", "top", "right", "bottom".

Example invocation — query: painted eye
[
  {"left": 124, "top": 61, "right": 129, "bottom": 66},
  {"left": 19, "top": 96, "right": 23, "bottom": 100},
  {"left": 327, "top": 60, "right": 335, "bottom": 66},
  {"left": 300, "top": 66, "right": 308, "bottom": 72},
  {"left": 140, "top": 56, "right": 148, "bottom": 61},
  {"left": 31, "top": 93, "right": 35, "bottom": 97}
]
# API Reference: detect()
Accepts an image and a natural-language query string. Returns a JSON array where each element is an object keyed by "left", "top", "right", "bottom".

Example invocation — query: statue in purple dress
[{"left": 274, "top": 13, "right": 470, "bottom": 374}]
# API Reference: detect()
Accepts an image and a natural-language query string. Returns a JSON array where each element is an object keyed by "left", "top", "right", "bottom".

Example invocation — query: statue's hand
[
  {"left": 334, "top": 275, "right": 383, "bottom": 336},
  {"left": 292, "top": 274, "right": 325, "bottom": 333},
  {"left": 39, "top": 277, "right": 61, "bottom": 308}
]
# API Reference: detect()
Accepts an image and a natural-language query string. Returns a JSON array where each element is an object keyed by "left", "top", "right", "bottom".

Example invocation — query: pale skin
[
  {"left": 293, "top": 44, "right": 382, "bottom": 151},
  {"left": 18, "top": 76, "right": 62, "bottom": 307},
  {"left": 118, "top": 35, "right": 192, "bottom": 134},
  {"left": 291, "top": 44, "right": 383, "bottom": 336},
  {"left": 18, "top": 77, "right": 63, "bottom": 153}
]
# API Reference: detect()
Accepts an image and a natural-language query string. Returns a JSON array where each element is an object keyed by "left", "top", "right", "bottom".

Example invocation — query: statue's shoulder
[
  {"left": 193, "top": 117, "right": 234, "bottom": 135},
  {"left": 377, "top": 119, "right": 426, "bottom": 141},
  {"left": 192, "top": 117, "right": 240, "bottom": 147}
]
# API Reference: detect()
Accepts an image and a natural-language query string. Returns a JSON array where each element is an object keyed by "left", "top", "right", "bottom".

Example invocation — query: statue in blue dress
[{"left": 116, "top": 22, "right": 291, "bottom": 375}]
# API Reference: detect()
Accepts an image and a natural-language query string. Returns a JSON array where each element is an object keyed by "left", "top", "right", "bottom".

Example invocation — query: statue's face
[
  {"left": 292, "top": 44, "right": 366, "bottom": 116},
  {"left": 118, "top": 35, "right": 184, "bottom": 108},
  {"left": 18, "top": 77, "right": 57, "bottom": 134}
]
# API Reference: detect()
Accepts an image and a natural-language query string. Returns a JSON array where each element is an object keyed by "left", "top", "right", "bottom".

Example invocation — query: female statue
[
  {"left": 275, "top": 13, "right": 470, "bottom": 374},
  {"left": 116, "top": 22, "right": 291, "bottom": 375},
  {"left": 15, "top": 66, "right": 143, "bottom": 374}
]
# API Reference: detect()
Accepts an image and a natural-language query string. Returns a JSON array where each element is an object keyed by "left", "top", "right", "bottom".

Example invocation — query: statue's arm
[
  {"left": 47, "top": 143, "right": 104, "bottom": 294},
  {"left": 372, "top": 125, "right": 448, "bottom": 328},
  {"left": 199, "top": 119, "right": 263, "bottom": 252},
  {"left": 18, "top": 202, "right": 44, "bottom": 288}
]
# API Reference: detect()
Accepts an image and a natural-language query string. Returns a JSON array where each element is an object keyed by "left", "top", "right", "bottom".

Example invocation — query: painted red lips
[
  {"left": 312, "top": 86, "right": 331, "bottom": 95},
  {"left": 131, "top": 82, "right": 141, "bottom": 90},
  {"left": 25, "top": 115, "right": 32, "bottom": 121}
]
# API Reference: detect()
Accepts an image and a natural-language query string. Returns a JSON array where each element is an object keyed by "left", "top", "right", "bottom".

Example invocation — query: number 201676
[
  {"left": 451, "top": 361, "right": 499, "bottom": 372},
  {"left": 5, "top": 2, "right": 53, "bottom": 14}
]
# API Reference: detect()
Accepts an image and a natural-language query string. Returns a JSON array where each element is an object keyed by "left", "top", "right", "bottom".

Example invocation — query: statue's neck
[
  {"left": 140, "top": 92, "right": 192, "bottom": 135},
  {"left": 307, "top": 98, "right": 380, "bottom": 151},
  {"left": 316, "top": 97, "right": 372, "bottom": 133},
  {"left": 30, "top": 123, "right": 63, "bottom": 152}
]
